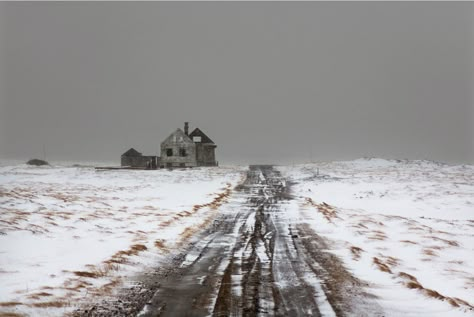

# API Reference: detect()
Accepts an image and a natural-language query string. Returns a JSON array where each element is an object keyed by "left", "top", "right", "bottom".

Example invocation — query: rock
[{"left": 27, "top": 158, "right": 49, "bottom": 166}]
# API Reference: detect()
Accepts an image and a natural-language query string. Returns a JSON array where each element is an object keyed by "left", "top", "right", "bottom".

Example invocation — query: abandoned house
[
  {"left": 160, "top": 122, "right": 218, "bottom": 168},
  {"left": 120, "top": 148, "right": 159, "bottom": 169},
  {"left": 120, "top": 122, "right": 217, "bottom": 168}
]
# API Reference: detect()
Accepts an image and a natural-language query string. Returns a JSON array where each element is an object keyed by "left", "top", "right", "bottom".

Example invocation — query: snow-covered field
[
  {"left": 0, "top": 163, "right": 246, "bottom": 316},
  {"left": 1, "top": 158, "right": 473, "bottom": 316},
  {"left": 278, "top": 158, "right": 474, "bottom": 316}
]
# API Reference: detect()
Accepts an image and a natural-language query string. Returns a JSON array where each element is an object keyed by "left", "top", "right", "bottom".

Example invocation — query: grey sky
[{"left": 1, "top": 2, "right": 473, "bottom": 165}]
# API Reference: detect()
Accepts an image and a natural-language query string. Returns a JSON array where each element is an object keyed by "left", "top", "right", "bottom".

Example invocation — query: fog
[{"left": 1, "top": 2, "right": 472, "bottom": 165}]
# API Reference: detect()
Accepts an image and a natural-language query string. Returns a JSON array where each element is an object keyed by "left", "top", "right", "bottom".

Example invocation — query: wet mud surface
[{"left": 75, "top": 165, "right": 380, "bottom": 317}]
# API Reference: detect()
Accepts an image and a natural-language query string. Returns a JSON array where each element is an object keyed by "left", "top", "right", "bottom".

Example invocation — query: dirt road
[
  {"left": 76, "top": 165, "right": 378, "bottom": 317},
  {"left": 137, "top": 165, "right": 374, "bottom": 317}
]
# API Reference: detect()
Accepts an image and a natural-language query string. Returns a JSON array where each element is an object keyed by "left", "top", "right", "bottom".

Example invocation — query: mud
[{"left": 74, "top": 165, "right": 380, "bottom": 317}]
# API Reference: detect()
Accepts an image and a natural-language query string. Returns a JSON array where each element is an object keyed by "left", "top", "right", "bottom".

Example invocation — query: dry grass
[
  {"left": 397, "top": 271, "right": 474, "bottom": 309},
  {"left": 0, "top": 312, "right": 26, "bottom": 317},
  {"left": 27, "top": 292, "right": 53, "bottom": 300},
  {"left": 422, "top": 248, "right": 438, "bottom": 257},
  {"left": 424, "top": 236, "right": 459, "bottom": 247},
  {"left": 105, "top": 244, "right": 148, "bottom": 264},
  {"left": 349, "top": 246, "right": 364, "bottom": 261},
  {"left": 63, "top": 280, "right": 93, "bottom": 292},
  {"left": 87, "top": 277, "right": 122, "bottom": 297},
  {"left": 177, "top": 208, "right": 220, "bottom": 247},
  {"left": 73, "top": 271, "right": 98, "bottom": 278},
  {"left": 160, "top": 185, "right": 232, "bottom": 230},
  {"left": 398, "top": 272, "right": 419, "bottom": 283},
  {"left": 0, "top": 303, "right": 22, "bottom": 307},
  {"left": 354, "top": 223, "right": 368, "bottom": 229},
  {"left": 179, "top": 227, "right": 195, "bottom": 241},
  {"left": 154, "top": 239, "right": 169, "bottom": 252},
  {"left": 73, "top": 262, "right": 120, "bottom": 279},
  {"left": 382, "top": 256, "right": 400, "bottom": 267},
  {"left": 372, "top": 257, "right": 392, "bottom": 273},
  {"left": 305, "top": 198, "right": 339, "bottom": 222},
  {"left": 368, "top": 230, "right": 387, "bottom": 241},
  {"left": 400, "top": 240, "right": 417, "bottom": 244},
  {"left": 406, "top": 281, "right": 423, "bottom": 289},
  {"left": 30, "top": 301, "right": 68, "bottom": 308}
]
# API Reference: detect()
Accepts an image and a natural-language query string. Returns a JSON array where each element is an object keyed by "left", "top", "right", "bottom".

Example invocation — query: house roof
[
  {"left": 189, "top": 128, "right": 215, "bottom": 144},
  {"left": 122, "top": 148, "right": 142, "bottom": 157}
]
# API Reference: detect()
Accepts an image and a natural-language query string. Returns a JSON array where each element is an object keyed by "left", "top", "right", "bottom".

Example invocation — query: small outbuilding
[{"left": 121, "top": 148, "right": 159, "bottom": 169}]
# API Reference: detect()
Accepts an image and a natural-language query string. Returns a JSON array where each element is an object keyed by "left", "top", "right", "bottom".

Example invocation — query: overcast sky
[{"left": 0, "top": 2, "right": 473, "bottom": 165}]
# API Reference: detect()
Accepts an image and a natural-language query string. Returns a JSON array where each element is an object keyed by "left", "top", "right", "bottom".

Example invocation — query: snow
[
  {"left": 1, "top": 158, "right": 473, "bottom": 316},
  {"left": 277, "top": 158, "right": 474, "bottom": 316},
  {"left": 0, "top": 162, "right": 246, "bottom": 316}
]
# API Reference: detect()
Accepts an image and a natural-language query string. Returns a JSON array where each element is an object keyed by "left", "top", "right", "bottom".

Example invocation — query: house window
[
  {"left": 193, "top": 136, "right": 201, "bottom": 142},
  {"left": 179, "top": 148, "right": 187, "bottom": 157},
  {"left": 166, "top": 148, "right": 173, "bottom": 156},
  {"left": 179, "top": 163, "right": 186, "bottom": 167},
  {"left": 166, "top": 163, "right": 172, "bottom": 168}
]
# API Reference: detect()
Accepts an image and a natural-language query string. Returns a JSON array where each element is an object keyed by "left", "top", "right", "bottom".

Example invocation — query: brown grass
[
  {"left": 160, "top": 184, "right": 232, "bottom": 230},
  {"left": 87, "top": 277, "right": 122, "bottom": 297},
  {"left": 73, "top": 262, "right": 120, "bottom": 279},
  {"left": 397, "top": 272, "right": 474, "bottom": 309},
  {"left": 349, "top": 246, "right": 364, "bottom": 261},
  {"left": 27, "top": 292, "right": 53, "bottom": 300},
  {"left": 63, "top": 280, "right": 93, "bottom": 292},
  {"left": 0, "top": 302, "right": 22, "bottom": 307},
  {"left": 180, "top": 227, "right": 195, "bottom": 241},
  {"left": 372, "top": 257, "right": 392, "bottom": 273},
  {"left": 400, "top": 240, "right": 417, "bottom": 244},
  {"left": 305, "top": 198, "right": 339, "bottom": 222},
  {"left": 73, "top": 271, "right": 98, "bottom": 278},
  {"left": 384, "top": 256, "right": 400, "bottom": 267},
  {"left": 154, "top": 239, "right": 169, "bottom": 252},
  {"left": 406, "top": 281, "right": 423, "bottom": 289},
  {"left": 0, "top": 313, "right": 26, "bottom": 317},
  {"left": 368, "top": 231, "right": 387, "bottom": 241},
  {"left": 354, "top": 223, "right": 368, "bottom": 229},
  {"left": 425, "top": 236, "right": 459, "bottom": 247},
  {"left": 422, "top": 248, "right": 438, "bottom": 257},
  {"left": 104, "top": 243, "right": 148, "bottom": 264},
  {"left": 398, "top": 272, "right": 419, "bottom": 283},
  {"left": 30, "top": 301, "right": 68, "bottom": 308}
]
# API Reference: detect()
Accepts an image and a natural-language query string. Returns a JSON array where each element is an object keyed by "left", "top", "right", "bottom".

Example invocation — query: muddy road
[
  {"left": 136, "top": 165, "right": 373, "bottom": 317},
  {"left": 76, "top": 165, "right": 377, "bottom": 317}
]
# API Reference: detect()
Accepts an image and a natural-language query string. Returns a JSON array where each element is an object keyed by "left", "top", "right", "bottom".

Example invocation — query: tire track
[{"left": 139, "top": 165, "right": 375, "bottom": 317}]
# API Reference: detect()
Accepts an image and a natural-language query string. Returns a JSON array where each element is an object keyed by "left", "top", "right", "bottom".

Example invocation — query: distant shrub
[{"left": 27, "top": 158, "right": 49, "bottom": 166}]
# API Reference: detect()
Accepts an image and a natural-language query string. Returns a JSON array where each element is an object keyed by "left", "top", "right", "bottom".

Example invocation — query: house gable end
[
  {"left": 161, "top": 128, "right": 194, "bottom": 147},
  {"left": 189, "top": 128, "right": 215, "bottom": 144}
]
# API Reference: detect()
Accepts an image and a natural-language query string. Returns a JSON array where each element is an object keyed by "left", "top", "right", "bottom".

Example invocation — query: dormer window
[{"left": 193, "top": 136, "right": 202, "bottom": 142}]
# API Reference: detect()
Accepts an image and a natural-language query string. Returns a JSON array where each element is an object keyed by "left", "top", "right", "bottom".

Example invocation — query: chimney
[{"left": 184, "top": 122, "right": 189, "bottom": 136}]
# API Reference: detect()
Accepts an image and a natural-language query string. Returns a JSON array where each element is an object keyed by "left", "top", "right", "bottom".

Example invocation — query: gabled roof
[
  {"left": 161, "top": 128, "right": 194, "bottom": 146},
  {"left": 122, "top": 148, "right": 142, "bottom": 157},
  {"left": 189, "top": 128, "right": 215, "bottom": 144}
]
